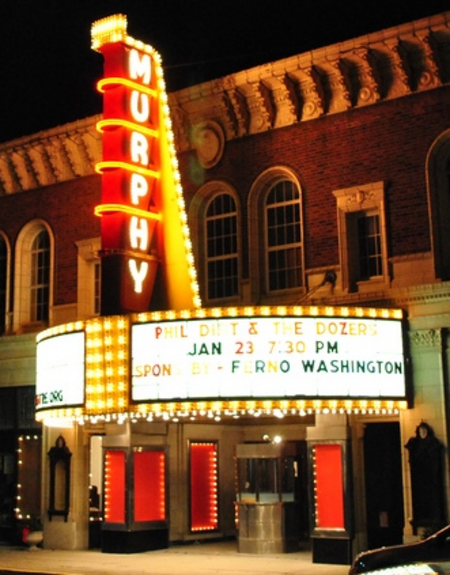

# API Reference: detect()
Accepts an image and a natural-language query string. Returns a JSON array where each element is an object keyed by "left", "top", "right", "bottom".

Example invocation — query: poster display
[{"left": 36, "top": 331, "right": 85, "bottom": 410}]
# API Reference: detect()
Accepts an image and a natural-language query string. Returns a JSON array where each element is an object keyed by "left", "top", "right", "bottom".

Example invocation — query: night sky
[{"left": 0, "top": 0, "right": 449, "bottom": 143}]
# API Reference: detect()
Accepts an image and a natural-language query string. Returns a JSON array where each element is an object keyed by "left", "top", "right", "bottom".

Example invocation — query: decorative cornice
[
  {"left": 169, "top": 11, "right": 450, "bottom": 157},
  {"left": 310, "top": 272, "right": 450, "bottom": 309},
  {"left": 0, "top": 116, "right": 102, "bottom": 195},
  {"left": 1, "top": 13, "right": 450, "bottom": 190}
]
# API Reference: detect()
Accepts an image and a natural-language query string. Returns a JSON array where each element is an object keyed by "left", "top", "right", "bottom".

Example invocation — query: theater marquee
[
  {"left": 131, "top": 315, "right": 406, "bottom": 402},
  {"left": 35, "top": 306, "right": 408, "bottom": 424}
]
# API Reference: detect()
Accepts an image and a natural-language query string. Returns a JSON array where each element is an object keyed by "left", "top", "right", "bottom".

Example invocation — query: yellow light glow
[
  {"left": 94, "top": 203, "right": 162, "bottom": 220},
  {"left": 36, "top": 306, "right": 407, "bottom": 423},
  {"left": 95, "top": 161, "right": 160, "bottom": 179},
  {"left": 97, "top": 77, "right": 157, "bottom": 97},
  {"left": 91, "top": 14, "right": 128, "bottom": 51},
  {"left": 96, "top": 118, "right": 159, "bottom": 139}
]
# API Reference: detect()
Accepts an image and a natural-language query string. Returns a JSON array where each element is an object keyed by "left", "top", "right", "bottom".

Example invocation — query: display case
[
  {"left": 235, "top": 442, "right": 299, "bottom": 554},
  {"left": 307, "top": 440, "right": 353, "bottom": 565},
  {"left": 189, "top": 441, "right": 219, "bottom": 532},
  {"left": 101, "top": 445, "right": 168, "bottom": 553}
]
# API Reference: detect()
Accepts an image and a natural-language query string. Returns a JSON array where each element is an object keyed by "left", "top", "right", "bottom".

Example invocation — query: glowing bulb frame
[{"left": 35, "top": 305, "right": 408, "bottom": 425}]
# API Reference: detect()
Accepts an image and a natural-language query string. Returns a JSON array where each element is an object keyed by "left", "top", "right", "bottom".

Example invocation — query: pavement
[{"left": 0, "top": 540, "right": 350, "bottom": 575}]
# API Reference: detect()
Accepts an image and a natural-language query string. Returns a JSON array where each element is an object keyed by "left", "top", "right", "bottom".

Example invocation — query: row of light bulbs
[
  {"left": 37, "top": 303, "right": 402, "bottom": 345},
  {"left": 39, "top": 399, "right": 405, "bottom": 427},
  {"left": 15, "top": 435, "right": 40, "bottom": 523}
]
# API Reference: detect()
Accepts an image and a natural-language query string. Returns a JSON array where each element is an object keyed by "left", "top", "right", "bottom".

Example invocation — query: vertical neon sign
[{"left": 91, "top": 14, "right": 200, "bottom": 314}]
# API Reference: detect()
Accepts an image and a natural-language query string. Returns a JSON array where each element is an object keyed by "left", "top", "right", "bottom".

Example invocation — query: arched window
[
  {"left": 14, "top": 221, "right": 53, "bottom": 332},
  {"left": 30, "top": 229, "right": 50, "bottom": 322},
  {"left": 205, "top": 193, "right": 238, "bottom": 300},
  {"left": 265, "top": 179, "right": 303, "bottom": 292},
  {"left": 427, "top": 131, "right": 450, "bottom": 280},
  {"left": 189, "top": 182, "right": 241, "bottom": 304},
  {"left": 249, "top": 168, "right": 304, "bottom": 302}
]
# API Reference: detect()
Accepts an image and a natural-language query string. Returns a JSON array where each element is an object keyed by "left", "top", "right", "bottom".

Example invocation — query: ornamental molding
[
  {"left": 191, "top": 120, "right": 225, "bottom": 169},
  {"left": 0, "top": 116, "right": 101, "bottom": 195},
  {"left": 409, "top": 328, "right": 442, "bottom": 349},
  {"left": 169, "top": 11, "right": 450, "bottom": 153},
  {"left": 333, "top": 181, "right": 384, "bottom": 211},
  {"left": 1, "top": 13, "right": 450, "bottom": 192}
]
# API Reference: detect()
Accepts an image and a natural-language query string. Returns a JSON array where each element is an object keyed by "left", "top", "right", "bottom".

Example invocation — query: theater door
[{"left": 363, "top": 422, "right": 404, "bottom": 549}]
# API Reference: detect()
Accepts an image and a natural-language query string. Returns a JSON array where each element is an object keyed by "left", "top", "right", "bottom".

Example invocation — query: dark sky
[{"left": 0, "top": 0, "right": 449, "bottom": 142}]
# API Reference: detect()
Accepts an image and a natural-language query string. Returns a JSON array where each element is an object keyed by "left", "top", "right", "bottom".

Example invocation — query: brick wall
[
  {"left": 0, "top": 174, "right": 101, "bottom": 306},
  {"left": 180, "top": 87, "right": 450, "bottom": 272}
]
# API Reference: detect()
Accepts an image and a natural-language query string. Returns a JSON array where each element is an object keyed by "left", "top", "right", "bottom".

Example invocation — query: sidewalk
[{"left": 0, "top": 541, "right": 350, "bottom": 575}]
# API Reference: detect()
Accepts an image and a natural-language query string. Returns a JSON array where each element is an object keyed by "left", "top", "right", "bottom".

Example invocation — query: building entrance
[{"left": 363, "top": 422, "right": 404, "bottom": 549}]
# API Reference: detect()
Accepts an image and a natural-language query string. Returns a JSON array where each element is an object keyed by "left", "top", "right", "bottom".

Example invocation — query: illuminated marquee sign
[
  {"left": 34, "top": 308, "right": 408, "bottom": 423},
  {"left": 91, "top": 15, "right": 200, "bottom": 314},
  {"left": 131, "top": 315, "right": 406, "bottom": 402},
  {"left": 36, "top": 331, "right": 85, "bottom": 410}
]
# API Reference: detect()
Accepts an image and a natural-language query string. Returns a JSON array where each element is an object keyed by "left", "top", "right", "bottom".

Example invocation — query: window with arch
[
  {"left": 427, "top": 131, "right": 450, "bottom": 280},
  {"left": 265, "top": 178, "right": 303, "bottom": 292},
  {"left": 205, "top": 193, "right": 239, "bottom": 300},
  {"left": 14, "top": 221, "right": 53, "bottom": 331},
  {"left": 30, "top": 229, "right": 50, "bottom": 322},
  {"left": 0, "top": 234, "right": 9, "bottom": 334}
]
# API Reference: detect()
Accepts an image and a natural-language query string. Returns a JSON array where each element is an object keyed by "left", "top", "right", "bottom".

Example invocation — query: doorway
[
  {"left": 363, "top": 422, "right": 404, "bottom": 549},
  {"left": 88, "top": 435, "right": 103, "bottom": 548}
]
